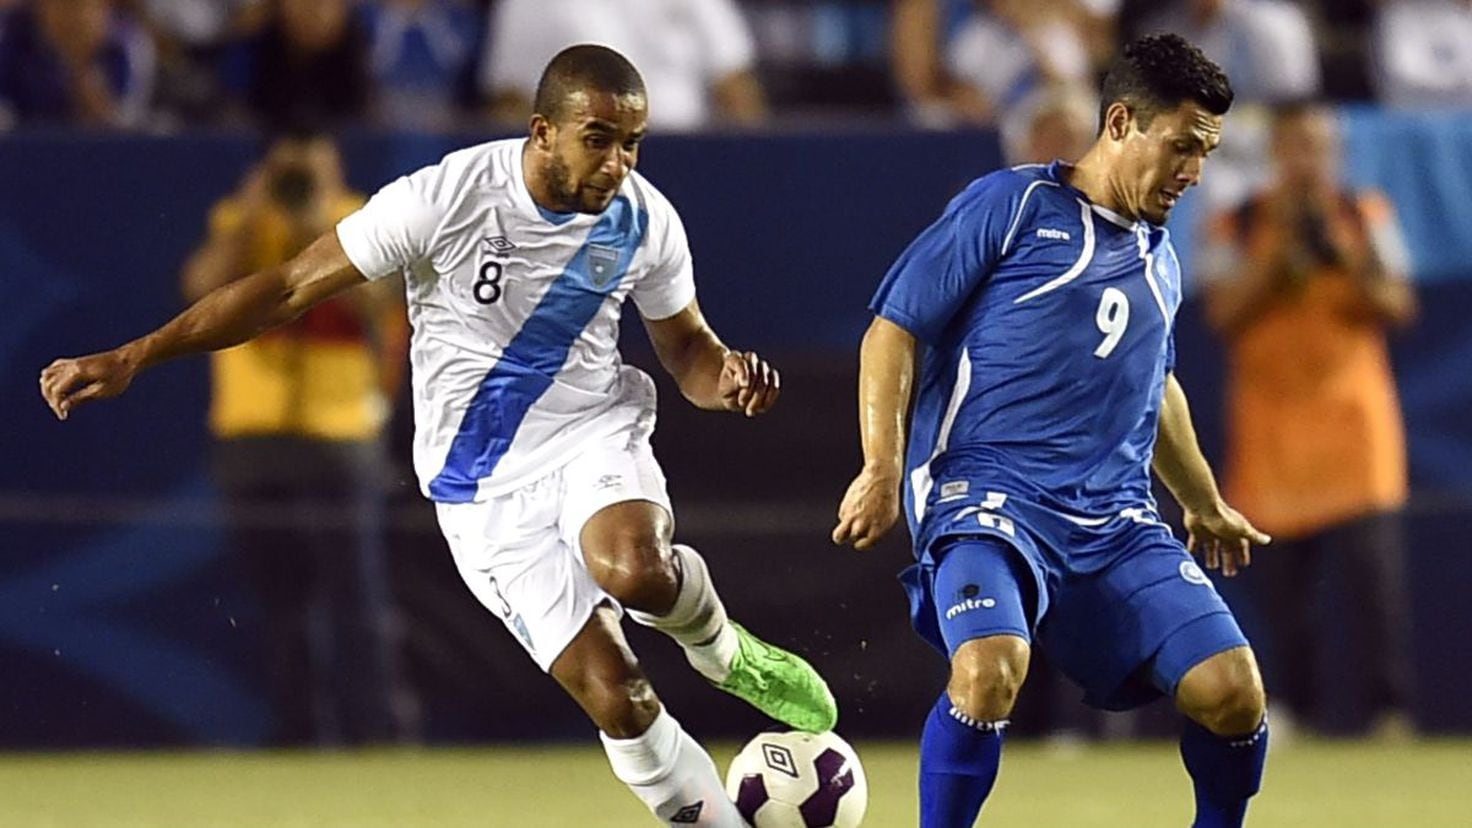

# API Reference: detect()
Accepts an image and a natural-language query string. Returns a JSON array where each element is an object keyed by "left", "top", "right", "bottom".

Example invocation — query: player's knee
[
  {"left": 592, "top": 528, "right": 677, "bottom": 611},
  {"left": 1177, "top": 647, "right": 1267, "bottom": 736},
  {"left": 947, "top": 636, "right": 1030, "bottom": 722}
]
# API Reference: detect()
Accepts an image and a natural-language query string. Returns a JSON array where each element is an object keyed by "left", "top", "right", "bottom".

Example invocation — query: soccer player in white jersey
[{"left": 39, "top": 45, "right": 835, "bottom": 827}]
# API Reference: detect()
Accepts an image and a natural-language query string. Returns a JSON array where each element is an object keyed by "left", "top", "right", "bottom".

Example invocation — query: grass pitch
[{"left": 1, "top": 739, "right": 1467, "bottom": 827}]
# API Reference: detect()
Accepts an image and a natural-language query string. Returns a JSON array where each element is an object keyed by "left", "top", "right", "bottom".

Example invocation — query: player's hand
[
  {"left": 39, "top": 347, "right": 141, "bottom": 421},
  {"left": 1184, "top": 500, "right": 1271, "bottom": 578},
  {"left": 717, "top": 350, "right": 780, "bottom": 417},
  {"left": 832, "top": 466, "right": 902, "bottom": 551}
]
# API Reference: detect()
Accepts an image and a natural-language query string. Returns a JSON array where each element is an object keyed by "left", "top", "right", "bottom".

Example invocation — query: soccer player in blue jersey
[{"left": 833, "top": 34, "right": 1272, "bottom": 827}]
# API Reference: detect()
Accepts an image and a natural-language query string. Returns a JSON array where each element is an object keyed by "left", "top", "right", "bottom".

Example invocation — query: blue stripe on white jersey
[{"left": 428, "top": 195, "right": 648, "bottom": 502}]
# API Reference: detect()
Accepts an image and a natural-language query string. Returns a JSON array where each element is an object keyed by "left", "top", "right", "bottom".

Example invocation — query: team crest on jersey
[
  {"left": 1179, "top": 561, "right": 1213, "bottom": 588},
  {"left": 587, "top": 244, "right": 621, "bottom": 287}
]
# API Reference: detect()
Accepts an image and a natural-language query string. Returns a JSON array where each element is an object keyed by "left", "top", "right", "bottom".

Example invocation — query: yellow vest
[{"left": 205, "top": 194, "right": 392, "bottom": 442}]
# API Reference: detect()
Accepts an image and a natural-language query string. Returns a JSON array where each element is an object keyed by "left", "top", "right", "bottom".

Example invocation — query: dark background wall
[{"left": 2, "top": 123, "right": 1470, "bottom": 747}]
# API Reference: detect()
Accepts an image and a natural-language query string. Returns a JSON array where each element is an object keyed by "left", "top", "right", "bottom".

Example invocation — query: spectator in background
[
  {"left": 1140, "top": 0, "right": 1321, "bottom": 104},
  {"left": 240, "top": 0, "right": 370, "bottom": 129},
  {"left": 142, "top": 0, "right": 260, "bottom": 125},
  {"left": 1201, "top": 102, "right": 1418, "bottom": 738},
  {"left": 480, "top": 0, "right": 766, "bottom": 130},
  {"left": 1374, "top": 0, "right": 1472, "bottom": 108},
  {"left": 182, "top": 133, "right": 418, "bottom": 746},
  {"left": 892, "top": 0, "right": 1093, "bottom": 128},
  {"left": 1138, "top": 1, "right": 1323, "bottom": 213},
  {"left": 1000, "top": 83, "right": 1097, "bottom": 168},
  {"left": 360, "top": 0, "right": 480, "bottom": 130},
  {"left": 0, "top": 0, "right": 156, "bottom": 130}
]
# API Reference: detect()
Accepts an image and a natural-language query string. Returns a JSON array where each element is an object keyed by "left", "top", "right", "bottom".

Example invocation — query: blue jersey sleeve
[{"left": 869, "top": 172, "right": 1025, "bottom": 344}]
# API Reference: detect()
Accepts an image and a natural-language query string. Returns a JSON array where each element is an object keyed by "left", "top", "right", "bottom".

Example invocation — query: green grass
[{"left": 1, "top": 740, "right": 1468, "bottom": 827}]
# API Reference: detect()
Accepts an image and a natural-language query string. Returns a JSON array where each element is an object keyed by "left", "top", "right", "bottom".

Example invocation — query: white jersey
[{"left": 336, "top": 138, "right": 695, "bottom": 503}]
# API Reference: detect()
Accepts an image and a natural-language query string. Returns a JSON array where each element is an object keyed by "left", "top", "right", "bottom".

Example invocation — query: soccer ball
[{"left": 725, "top": 730, "right": 868, "bottom": 828}]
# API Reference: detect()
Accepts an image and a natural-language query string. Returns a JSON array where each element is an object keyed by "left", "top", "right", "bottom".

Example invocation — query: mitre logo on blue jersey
[
  {"left": 587, "top": 243, "right": 621, "bottom": 286},
  {"left": 946, "top": 583, "right": 997, "bottom": 619}
]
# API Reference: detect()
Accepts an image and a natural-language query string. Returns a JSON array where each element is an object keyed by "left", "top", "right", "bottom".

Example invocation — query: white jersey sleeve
[
  {"left": 631, "top": 191, "right": 696, "bottom": 320},
  {"left": 336, "top": 169, "right": 447, "bottom": 281}
]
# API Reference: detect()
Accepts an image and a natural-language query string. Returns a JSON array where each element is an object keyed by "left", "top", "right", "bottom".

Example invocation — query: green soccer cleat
[{"left": 715, "top": 622, "right": 838, "bottom": 733}]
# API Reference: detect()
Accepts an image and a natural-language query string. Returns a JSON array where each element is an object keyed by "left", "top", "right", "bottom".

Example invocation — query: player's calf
[
  {"left": 553, "top": 606, "right": 746, "bottom": 826},
  {"left": 947, "top": 634, "right": 1031, "bottom": 722},
  {"left": 551, "top": 605, "right": 662, "bottom": 738}
]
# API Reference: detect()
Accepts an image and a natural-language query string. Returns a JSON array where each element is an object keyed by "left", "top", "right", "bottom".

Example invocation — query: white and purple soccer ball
[{"left": 725, "top": 730, "right": 868, "bottom": 828}]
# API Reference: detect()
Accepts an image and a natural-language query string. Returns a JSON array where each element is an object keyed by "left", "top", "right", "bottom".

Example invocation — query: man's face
[
  {"left": 1272, "top": 109, "right": 1337, "bottom": 192},
  {"left": 536, "top": 89, "right": 648, "bottom": 214},
  {"left": 1113, "top": 100, "right": 1222, "bottom": 225}
]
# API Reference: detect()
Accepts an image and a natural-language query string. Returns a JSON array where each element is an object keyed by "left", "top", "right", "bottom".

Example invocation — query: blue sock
[
  {"left": 919, "top": 692, "right": 1005, "bottom": 828},
  {"left": 1179, "top": 718, "right": 1269, "bottom": 828}
]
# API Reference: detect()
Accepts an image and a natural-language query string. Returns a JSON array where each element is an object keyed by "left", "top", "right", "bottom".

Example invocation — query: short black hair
[
  {"left": 1098, "top": 34, "right": 1233, "bottom": 133},
  {"left": 533, "top": 44, "right": 646, "bottom": 123}
]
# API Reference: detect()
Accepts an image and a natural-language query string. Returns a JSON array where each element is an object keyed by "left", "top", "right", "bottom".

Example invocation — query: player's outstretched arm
[
  {"left": 643, "top": 298, "right": 780, "bottom": 416},
  {"left": 833, "top": 316, "right": 916, "bottom": 551},
  {"left": 1153, "top": 372, "right": 1270, "bottom": 577},
  {"left": 39, "top": 232, "right": 369, "bottom": 421}
]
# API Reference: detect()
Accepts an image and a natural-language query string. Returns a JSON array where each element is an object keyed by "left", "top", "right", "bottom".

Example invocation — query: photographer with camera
[
  {"left": 183, "top": 132, "right": 417, "bottom": 746},
  {"left": 1201, "top": 101, "right": 1418, "bottom": 739}
]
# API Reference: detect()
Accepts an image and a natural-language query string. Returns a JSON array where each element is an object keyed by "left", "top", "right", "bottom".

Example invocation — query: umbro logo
[
  {"left": 482, "top": 235, "right": 516, "bottom": 256},
  {"left": 671, "top": 802, "right": 704, "bottom": 822},
  {"left": 762, "top": 744, "right": 799, "bottom": 778},
  {"left": 1036, "top": 228, "right": 1071, "bottom": 241}
]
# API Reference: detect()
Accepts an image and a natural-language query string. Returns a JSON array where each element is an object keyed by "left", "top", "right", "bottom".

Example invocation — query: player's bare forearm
[
  {"left": 137, "top": 233, "right": 363, "bottom": 368},
  {"left": 644, "top": 299, "right": 779, "bottom": 415},
  {"left": 645, "top": 300, "right": 730, "bottom": 409},
  {"left": 1152, "top": 373, "right": 1223, "bottom": 513},
  {"left": 1152, "top": 373, "right": 1269, "bottom": 575},
  {"left": 832, "top": 315, "right": 916, "bottom": 549},
  {"left": 857, "top": 316, "right": 916, "bottom": 477},
  {"left": 40, "top": 233, "right": 366, "bottom": 419}
]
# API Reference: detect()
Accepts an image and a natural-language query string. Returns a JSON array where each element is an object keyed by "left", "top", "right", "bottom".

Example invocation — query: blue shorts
[{"left": 901, "top": 523, "right": 1248, "bottom": 710}]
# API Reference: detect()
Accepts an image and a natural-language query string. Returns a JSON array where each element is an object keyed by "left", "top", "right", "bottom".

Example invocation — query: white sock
[
  {"left": 601, "top": 708, "right": 746, "bottom": 827},
  {"left": 628, "top": 544, "right": 739, "bottom": 683}
]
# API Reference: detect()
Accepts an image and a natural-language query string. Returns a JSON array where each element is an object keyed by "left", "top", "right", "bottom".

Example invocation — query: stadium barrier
[{"left": 2, "top": 117, "right": 1470, "bottom": 746}]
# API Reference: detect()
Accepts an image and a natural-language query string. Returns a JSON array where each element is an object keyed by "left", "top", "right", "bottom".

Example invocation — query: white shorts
[{"left": 434, "top": 425, "right": 673, "bottom": 672}]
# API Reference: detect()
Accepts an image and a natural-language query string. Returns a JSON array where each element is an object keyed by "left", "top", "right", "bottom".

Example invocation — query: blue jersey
[{"left": 872, "top": 162, "right": 1183, "bottom": 551}]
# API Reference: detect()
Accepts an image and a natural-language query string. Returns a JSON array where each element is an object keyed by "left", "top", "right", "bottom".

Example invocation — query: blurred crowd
[{"left": 0, "top": 0, "right": 1469, "bottom": 134}]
